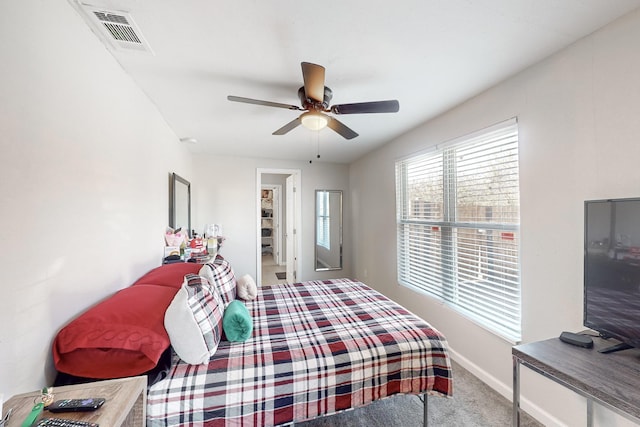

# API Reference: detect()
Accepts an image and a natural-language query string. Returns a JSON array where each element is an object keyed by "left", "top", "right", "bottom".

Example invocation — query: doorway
[{"left": 257, "top": 169, "right": 301, "bottom": 286}]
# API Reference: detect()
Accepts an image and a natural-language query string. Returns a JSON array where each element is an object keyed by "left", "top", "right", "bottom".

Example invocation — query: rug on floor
[{"left": 275, "top": 272, "right": 286, "bottom": 280}]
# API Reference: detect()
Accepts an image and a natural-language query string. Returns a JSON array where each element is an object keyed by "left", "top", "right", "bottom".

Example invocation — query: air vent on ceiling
[{"left": 76, "top": 3, "right": 154, "bottom": 54}]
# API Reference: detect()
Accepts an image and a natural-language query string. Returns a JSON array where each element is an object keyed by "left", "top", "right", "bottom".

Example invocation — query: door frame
[{"left": 256, "top": 168, "right": 302, "bottom": 286}]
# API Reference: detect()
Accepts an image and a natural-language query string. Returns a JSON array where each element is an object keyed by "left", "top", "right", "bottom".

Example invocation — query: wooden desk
[
  {"left": 512, "top": 337, "right": 640, "bottom": 426},
  {"left": 4, "top": 376, "right": 146, "bottom": 427}
]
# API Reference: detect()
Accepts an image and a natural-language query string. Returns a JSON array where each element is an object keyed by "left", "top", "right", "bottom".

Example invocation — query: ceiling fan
[{"left": 227, "top": 62, "right": 399, "bottom": 140}]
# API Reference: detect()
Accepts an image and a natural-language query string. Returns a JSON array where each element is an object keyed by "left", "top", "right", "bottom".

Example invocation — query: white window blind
[
  {"left": 317, "top": 191, "right": 330, "bottom": 249},
  {"left": 395, "top": 119, "right": 521, "bottom": 342}
]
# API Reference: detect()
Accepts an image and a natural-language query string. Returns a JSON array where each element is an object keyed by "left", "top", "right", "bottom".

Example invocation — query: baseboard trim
[{"left": 448, "top": 348, "right": 566, "bottom": 427}]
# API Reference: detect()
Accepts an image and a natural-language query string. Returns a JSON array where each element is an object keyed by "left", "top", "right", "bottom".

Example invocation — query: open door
[
  {"left": 257, "top": 168, "right": 301, "bottom": 286},
  {"left": 260, "top": 185, "right": 281, "bottom": 265},
  {"left": 271, "top": 186, "right": 281, "bottom": 265},
  {"left": 286, "top": 175, "right": 296, "bottom": 283}
]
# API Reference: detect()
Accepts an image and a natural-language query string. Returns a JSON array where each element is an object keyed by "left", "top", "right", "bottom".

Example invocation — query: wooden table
[
  {"left": 512, "top": 336, "right": 640, "bottom": 426},
  {"left": 3, "top": 376, "right": 146, "bottom": 427}
]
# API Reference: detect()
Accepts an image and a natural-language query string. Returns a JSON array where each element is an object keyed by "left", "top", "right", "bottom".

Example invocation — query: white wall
[
  {"left": 192, "top": 155, "right": 352, "bottom": 284},
  {"left": 0, "top": 0, "right": 353, "bottom": 397},
  {"left": 0, "top": 2, "right": 192, "bottom": 396},
  {"left": 350, "top": 8, "right": 640, "bottom": 427},
  {"left": 4, "top": 2, "right": 639, "bottom": 425}
]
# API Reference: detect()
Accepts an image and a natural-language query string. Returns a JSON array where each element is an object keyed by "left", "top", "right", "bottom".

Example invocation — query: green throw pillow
[{"left": 223, "top": 300, "right": 253, "bottom": 342}]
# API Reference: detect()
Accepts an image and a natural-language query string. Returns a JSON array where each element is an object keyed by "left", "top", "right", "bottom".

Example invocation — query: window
[
  {"left": 317, "top": 191, "right": 330, "bottom": 249},
  {"left": 395, "top": 119, "right": 521, "bottom": 342}
]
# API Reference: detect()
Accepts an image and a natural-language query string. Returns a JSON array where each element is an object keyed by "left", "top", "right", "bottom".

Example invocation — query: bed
[{"left": 147, "top": 278, "right": 453, "bottom": 426}]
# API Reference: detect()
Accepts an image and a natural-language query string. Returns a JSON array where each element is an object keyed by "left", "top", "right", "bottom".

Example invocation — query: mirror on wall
[
  {"left": 315, "top": 190, "right": 343, "bottom": 271},
  {"left": 169, "top": 173, "right": 191, "bottom": 237}
]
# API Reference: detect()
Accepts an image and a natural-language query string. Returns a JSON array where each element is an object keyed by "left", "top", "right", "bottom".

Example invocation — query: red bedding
[{"left": 147, "top": 278, "right": 453, "bottom": 426}]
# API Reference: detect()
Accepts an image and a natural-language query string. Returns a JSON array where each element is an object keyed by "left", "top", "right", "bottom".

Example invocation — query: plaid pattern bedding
[
  {"left": 201, "top": 256, "right": 237, "bottom": 306},
  {"left": 184, "top": 274, "right": 224, "bottom": 356},
  {"left": 147, "top": 278, "right": 453, "bottom": 426}
]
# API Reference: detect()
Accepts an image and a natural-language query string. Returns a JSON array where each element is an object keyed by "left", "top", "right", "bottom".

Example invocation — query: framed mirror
[
  {"left": 315, "top": 190, "right": 343, "bottom": 271},
  {"left": 169, "top": 173, "right": 191, "bottom": 237}
]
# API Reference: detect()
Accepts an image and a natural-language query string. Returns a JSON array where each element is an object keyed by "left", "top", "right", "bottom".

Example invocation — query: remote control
[
  {"left": 37, "top": 418, "right": 99, "bottom": 427},
  {"left": 559, "top": 331, "right": 594, "bottom": 348},
  {"left": 47, "top": 398, "right": 106, "bottom": 413}
]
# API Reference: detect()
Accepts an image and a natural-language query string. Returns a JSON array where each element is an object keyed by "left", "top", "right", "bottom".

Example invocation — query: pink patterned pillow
[
  {"left": 164, "top": 274, "right": 224, "bottom": 364},
  {"left": 199, "top": 255, "right": 236, "bottom": 306}
]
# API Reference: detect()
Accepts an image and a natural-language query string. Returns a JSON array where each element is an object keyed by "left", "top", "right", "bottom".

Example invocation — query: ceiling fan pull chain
[{"left": 308, "top": 132, "right": 321, "bottom": 163}]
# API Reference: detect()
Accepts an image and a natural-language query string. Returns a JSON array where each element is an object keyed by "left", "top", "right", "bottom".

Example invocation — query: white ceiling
[{"left": 70, "top": 0, "right": 640, "bottom": 163}]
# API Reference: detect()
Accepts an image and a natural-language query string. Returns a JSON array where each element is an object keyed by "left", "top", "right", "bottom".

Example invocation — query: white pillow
[
  {"left": 164, "top": 274, "right": 224, "bottom": 365},
  {"left": 237, "top": 274, "right": 257, "bottom": 301}
]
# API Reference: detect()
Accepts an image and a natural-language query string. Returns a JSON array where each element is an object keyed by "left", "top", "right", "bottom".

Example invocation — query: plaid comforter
[{"left": 147, "top": 278, "right": 453, "bottom": 426}]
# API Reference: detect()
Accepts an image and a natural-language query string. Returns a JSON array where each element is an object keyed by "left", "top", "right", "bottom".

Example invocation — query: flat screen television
[{"left": 584, "top": 197, "right": 640, "bottom": 353}]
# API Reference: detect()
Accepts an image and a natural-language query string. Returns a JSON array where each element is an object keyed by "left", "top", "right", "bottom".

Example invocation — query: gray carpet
[{"left": 297, "top": 360, "right": 542, "bottom": 427}]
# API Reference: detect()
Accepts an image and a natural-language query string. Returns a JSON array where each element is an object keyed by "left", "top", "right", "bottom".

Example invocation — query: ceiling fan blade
[
  {"left": 331, "top": 100, "right": 400, "bottom": 115},
  {"left": 227, "top": 95, "right": 303, "bottom": 111},
  {"left": 301, "top": 62, "right": 326, "bottom": 102},
  {"left": 327, "top": 117, "right": 359, "bottom": 140},
  {"left": 272, "top": 117, "right": 302, "bottom": 135}
]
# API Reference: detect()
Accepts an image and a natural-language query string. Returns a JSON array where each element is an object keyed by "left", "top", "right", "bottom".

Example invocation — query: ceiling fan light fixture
[
  {"left": 227, "top": 62, "right": 398, "bottom": 139},
  {"left": 300, "top": 112, "right": 328, "bottom": 131}
]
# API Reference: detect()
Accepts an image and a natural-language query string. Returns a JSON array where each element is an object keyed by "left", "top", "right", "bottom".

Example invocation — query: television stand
[
  {"left": 513, "top": 335, "right": 640, "bottom": 426},
  {"left": 598, "top": 341, "right": 633, "bottom": 354}
]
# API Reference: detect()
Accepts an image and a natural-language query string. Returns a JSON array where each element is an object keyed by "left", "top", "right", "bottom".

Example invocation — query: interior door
[
  {"left": 271, "top": 187, "right": 279, "bottom": 265},
  {"left": 286, "top": 175, "right": 296, "bottom": 283}
]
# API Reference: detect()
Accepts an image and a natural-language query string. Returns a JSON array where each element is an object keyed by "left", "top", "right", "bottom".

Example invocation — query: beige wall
[{"left": 350, "top": 8, "right": 640, "bottom": 427}]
